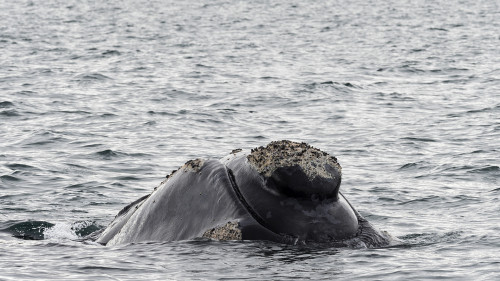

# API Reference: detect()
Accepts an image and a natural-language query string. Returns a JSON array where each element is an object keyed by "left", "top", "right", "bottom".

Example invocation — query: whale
[{"left": 97, "top": 140, "right": 392, "bottom": 247}]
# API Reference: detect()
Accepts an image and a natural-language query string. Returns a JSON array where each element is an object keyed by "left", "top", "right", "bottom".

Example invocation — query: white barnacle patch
[
  {"left": 246, "top": 140, "right": 342, "bottom": 181},
  {"left": 202, "top": 221, "right": 242, "bottom": 240},
  {"left": 182, "top": 158, "right": 205, "bottom": 172},
  {"left": 152, "top": 159, "right": 205, "bottom": 193}
]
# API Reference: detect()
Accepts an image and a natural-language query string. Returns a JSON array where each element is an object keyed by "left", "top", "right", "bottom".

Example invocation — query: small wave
[
  {"left": 375, "top": 92, "right": 416, "bottom": 102},
  {"left": 55, "top": 110, "right": 92, "bottom": 115},
  {"left": 147, "top": 110, "right": 176, "bottom": 116},
  {"left": 0, "top": 174, "right": 21, "bottom": 182},
  {"left": 6, "top": 163, "right": 38, "bottom": 171},
  {"left": 398, "top": 231, "right": 463, "bottom": 247},
  {"left": 76, "top": 73, "right": 112, "bottom": 80},
  {"left": 303, "top": 81, "right": 360, "bottom": 92},
  {"left": 0, "top": 109, "right": 20, "bottom": 117},
  {"left": 449, "top": 105, "right": 499, "bottom": 117},
  {"left": 428, "top": 27, "right": 448, "bottom": 32},
  {"left": 93, "top": 149, "right": 148, "bottom": 160},
  {"left": 410, "top": 48, "right": 425, "bottom": 53},
  {"left": 429, "top": 67, "right": 469, "bottom": 74},
  {"left": 73, "top": 73, "right": 112, "bottom": 84},
  {"left": 113, "top": 175, "right": 142, "bottom": 181},
  {"left": 23, "top": 132, "right": 68, "bottom": 147},
  {"left": 468, "top": 165, "right": 499, "bottom": 174},
  {"left": 15, "top": 90, "right": 36, "bottom": 96},
  {"left": 442, "top": 77, "right": 474, "bottom": 84},
  {"left": 398, "top": 195, "right": 442, "bottom": 205},
  {"left": 398, "top": 64, "right": 425, "bottom": 73},
  {"left": 412, "top": 163, "right": 498, "bottom": 179},
  {"left": 466, "top": 106, "right": 499, "bottom": 114},
  {"left": 469, "top": 150, "right": 488, "bottom": 154},
  {"left": 95, "top": 149, "right": 124, "bottom": 159},
  {"left": 0, "top": 101, "right": 14, "bottom": 108},
  {"left": 398, "top": 163, "right": 418, "bottom": 170},
  {"left": 100, "top": 113, "right": 117, "bottom": 118},
  {"left": 195, "top": 63, "right": 213, "bottom": 68},
  {"left": 400, "top": 137, "right": 436, "bottom": 142},
  {"left": 320, "top": 81, "right": 359, "bottom": 88},
  {"left": 82, "top": 143, "right": 103, "bottom": 148},
  {"left": 101, "top": 50, "right": 121, "bottom": 56},
  {"left": 397, "top": 161, "right": 435, "bottom": 172},
  {"left": 449, "top": 194, "right": 481, "bottom": 204}
]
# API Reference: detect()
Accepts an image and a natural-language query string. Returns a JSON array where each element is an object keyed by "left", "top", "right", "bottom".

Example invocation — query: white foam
[{"left": 43, "top": 221, "right": 93, "bottom": 241}]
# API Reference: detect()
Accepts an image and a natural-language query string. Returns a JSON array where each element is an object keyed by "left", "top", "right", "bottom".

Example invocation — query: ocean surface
[{"left": 1, "top": 0, "right": 499, "bottom": 279}]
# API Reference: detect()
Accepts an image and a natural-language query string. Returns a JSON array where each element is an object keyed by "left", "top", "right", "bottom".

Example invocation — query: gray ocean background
[{"left": 1, "top": 0, "right": 499, "bottom": 280}]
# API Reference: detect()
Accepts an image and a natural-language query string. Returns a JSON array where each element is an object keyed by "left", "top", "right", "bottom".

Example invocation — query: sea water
[{"left": 1, "top": 0, "right": 499, "bottom": 279}]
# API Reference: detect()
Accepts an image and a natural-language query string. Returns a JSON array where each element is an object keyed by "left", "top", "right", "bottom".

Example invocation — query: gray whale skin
[{"left": 97, "top": 140, "right": 392, "bottom": 247}]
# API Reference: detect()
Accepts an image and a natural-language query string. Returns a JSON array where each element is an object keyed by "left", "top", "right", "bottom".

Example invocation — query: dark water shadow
[{"left": 1, "top": 220, "right": 102, "bottom": 241}]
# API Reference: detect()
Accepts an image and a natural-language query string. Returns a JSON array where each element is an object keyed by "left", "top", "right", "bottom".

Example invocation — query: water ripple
[{"left": 0, "top": 0, "right": 498, "bottom": 279}]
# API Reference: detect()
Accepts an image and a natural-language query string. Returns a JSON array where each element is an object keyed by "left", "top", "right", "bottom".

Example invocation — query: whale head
[{"left": 225, "top": 140, "right": 359, "bottom": 243}]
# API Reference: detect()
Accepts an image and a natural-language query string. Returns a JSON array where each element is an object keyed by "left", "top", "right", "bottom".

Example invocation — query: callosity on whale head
[{"left": 97, "top": 140, "right": 393, "bottom": 247}]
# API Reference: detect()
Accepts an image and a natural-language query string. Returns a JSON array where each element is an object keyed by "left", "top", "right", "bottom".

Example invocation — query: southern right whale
[{"left": 97, "top": 140, "right": 392, "bottom": 247}]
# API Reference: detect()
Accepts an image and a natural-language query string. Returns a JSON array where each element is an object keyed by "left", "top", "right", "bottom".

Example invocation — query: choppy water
[{"left": 1, "top": 0, "right": 499, "bottom": 280}]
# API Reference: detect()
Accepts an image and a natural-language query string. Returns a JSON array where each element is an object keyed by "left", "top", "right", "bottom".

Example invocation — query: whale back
[{"left": 100, "top": 160, "right": 246, "bottom": 245}]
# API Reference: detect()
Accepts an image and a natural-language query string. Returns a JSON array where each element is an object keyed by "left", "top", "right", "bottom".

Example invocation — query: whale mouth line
[
  {"left": 225, "top": 167, "right": 275, "bottom": 231},
  {"left": 224, "top": 165, "right": 363, "bottom": 245},
  {"left": 225, "top": 166, "right": 299, "bottom": 242}
]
